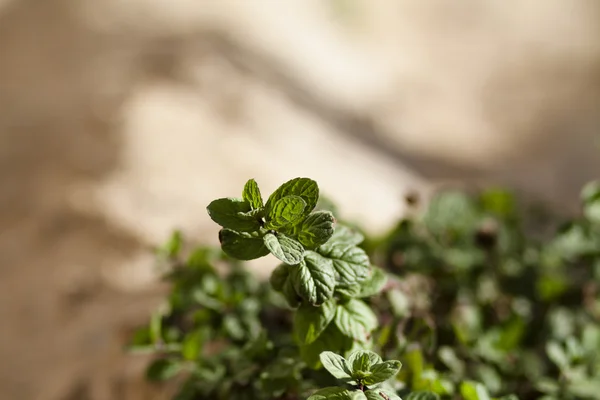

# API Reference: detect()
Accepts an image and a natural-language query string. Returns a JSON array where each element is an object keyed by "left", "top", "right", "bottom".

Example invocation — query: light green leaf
[
  {"left": 546, "top": 341, "right": 569, "bottom": 369},
  {"left": 181, "top": 329, "right": 206, "bottom": 360},
  {"left": 363, "top": 361, "right": 402, "bottom": 386},
  {"left": 264, "top": 232, "right": 305, "bottom": 265},
  {"left": 460, "top": 381, "right": 491, "bottom": 400},
  {"left": 330, "top": 225, "right": 365, "bottom": 245},
  {"left": 291, "top": 251, "right": 335, "bottom": 305},
  {"left": 242, "top": 178, "right": 263, "bottom": 209},
  {"left": 298, "top": 210, "right": 336, "bottom": 248},
  {"left": 219, "top": 229, "right": 269, "bottom": 260},
  {"left": 358, "top": 267, "right": 387, "bottom": 298},
  {"left": 319, "top": 351, "right": 353, "bottom": 381},
  {"left": 348, "top": 350, "right": 382, "bottom": 374},
  {"left": 318, "top": 243, "right": 369, "bottom": 286},
  {"left": 294, "top": 300, "right": 337, "bottom": 344},
  {"left": 335, "top": 299, "right": 378, "bottom": 341},
  {"left": 207, "top": 197, "right": 261, "bottom": 231},
  {"left": 405, "top": 391, "right": 439, "bottom": 400},
  {"left": 270, "top": 263, "right": 290, "bottom": 292},
  {"left": 308, "top": 387, "right": 357, "bottom": 400},
  {"left": 265, "top": 195, "right": 307, "bottom": 230},
  {"left": 365, "top": 389, "right": 402, "bottom": 400},
  {"left": 265, "top": 177, "right": 319, "bottom": 215}
]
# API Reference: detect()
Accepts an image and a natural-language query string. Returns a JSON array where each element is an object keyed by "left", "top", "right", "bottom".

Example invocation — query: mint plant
[
  {"left": 207, "top": 178, "right": 387, "bottom": 367},
  {"left": 308, "top": 350, "right": 402, "bottom": 399}
]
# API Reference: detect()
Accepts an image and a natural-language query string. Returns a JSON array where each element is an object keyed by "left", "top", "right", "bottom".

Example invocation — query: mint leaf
[
  {"left": 291, "top": 251, "right": 335, "bottom": 305},
  {"left": 405, "top": 392, "right": 440, "bottom": 400},
  {"left": 348, "top": 350, "right": 382, "bottom": 374},
  {"left": 362, "top": 360, "right": 402, "bottom": 386},
  {"left": 265, "top": 178, "right": 319, "bottom": 215},
  {"left": 265, "top": 195, "right": 307, "bottom": 230},
  {"left": 270, "top": 263, "right": 290, "bottom": 292},
  {"left": 146, "top": 358, "right": 181, "bottom": 381},
  {"left": 318, "top": 243, "right": 369, "bottom": 286},
  {"left": 365, "top": 389, "right": 402, "bottom": 400},
  {"left": 358, "top": 267, "right": 388, "bottom": 298},
  {"left": 219, "top": 229, "right": 269, "bottom": 260},
  {"left": 330, "top": 225, "right": 364, "bottom": 245},
  {"left": 242, "top": 178, "right": 263, "bottom": 209},
  {"left": 282, "top": 277, "right": 301, "bottom": 308},
  {"left": 335, "top": 299, "right": 378, "bottom": 341},
  {"left": 300, "top": 325, "right": 353, "bottom": 368},
  {"left": 319, "top": 351, "right": 353, "bottom": 381},
  {"left": 298, "top": 210, "right": 336, "bottom": 248},
  {"left": 294, "top": 299, "right": 337, "bottom": 344},
  {"left": 308, "top": 387, "right": 356, "bottom": 400},
  {"left": 264, "top": 232, "right": 305, "bottom": 265},
  {"left": 460, "top": 381, "right": 492, "bottom": 400},
  {"left": 207, "top": 197, "right": 261, "bottom": 231}
]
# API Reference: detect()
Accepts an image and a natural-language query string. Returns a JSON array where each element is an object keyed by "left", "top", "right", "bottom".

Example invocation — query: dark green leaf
[
  {"left": 294, "top": 299, "right": 337, "bottom": 344},
  {"left": 319, "top": 351, "right": 353, "bottom": 381},
  {"left": 298, "top": 210, "right": 336, "bottom": 248},
  {"left": 357, "top": 267, "right": 387, "bottom": 298},
  {"left": 207, "top": 197, "right": 260, "bottom": 231},
  {"left": 242, "top": 178, "right": 263, "bottom": 209},
  {"left": 265, "top": 177, "right": 319, "bottom": 215},
  {"left": 334, "top": 299, "right": 378, "bottom": 341},
  {"left": 146, "top": 358, "right": 181, "bottom": 381},
  {"left": 270, "top": 263, "right": 290, "bottom": 292},
  {"left": 219, "top": 229, "right": 269, "bottom": 260},
  {"left": 264, "top": 232, "right": 305, "bottom": 265},
  {"left": 265, "top": 195, "right": 307, "bottom": 230},
  {"left": 291, "top": 251, "right": 335, "bottom": 305},
  {"left": 318, "top": 243, "right": 369, "bottom": 286},
  {"left": 300, "top": 325, "right": 353, "bottom": 368}
]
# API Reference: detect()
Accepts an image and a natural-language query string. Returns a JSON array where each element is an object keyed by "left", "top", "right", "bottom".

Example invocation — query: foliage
[{"left": 130, "top": 178, "right": 600, "bottom": 400}]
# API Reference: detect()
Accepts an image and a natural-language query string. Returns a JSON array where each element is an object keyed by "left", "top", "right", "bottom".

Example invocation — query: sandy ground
[{"left": 0, "top": 1, "right": 599, "bottom": 399}]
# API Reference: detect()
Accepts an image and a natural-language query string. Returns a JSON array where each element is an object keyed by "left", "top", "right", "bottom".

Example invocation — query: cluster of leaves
[
  {"left": 131, "top": 177, "right": 600, "bottom": 400},
  {"left": 207, "top": 178, "right": 387, "bottom": 367},
  {"left": 371, "top": 182, "right": 600, "bottom": 399}
]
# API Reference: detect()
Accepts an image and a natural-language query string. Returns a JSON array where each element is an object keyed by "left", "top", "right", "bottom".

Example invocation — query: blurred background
[{"left": 0, "top": 0, "right": 599, "bottom": 399}]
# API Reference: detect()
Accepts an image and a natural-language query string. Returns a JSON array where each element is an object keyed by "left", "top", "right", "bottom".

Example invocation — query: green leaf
[
  {"left": 146, "top": 358, "right": 181, "bottom": 381},
  {"left": 319, "top": 351, "right": 353, "bottom": 381},
  {"left": 291, "top": 251, "right": 336, "bottom": 305},
  {"left": 207, "top": 197, "right": 260, "bottom": 231},
  {"left": 265, "top": 195, "right": 307, "bottom": 230},
  {"left": 219, "top": 229, "right": 269, "bottom": 260},
  {"left": 330, "top": 225, "right": 365, "bottom": 245},
  {"left": 460, "top": 381, "right": 491, "bottom": 400},
  {"left": 181, "top": 329, "right": 206, "bottom": 360},
  {"left": 348, "top": 350, "right": 382, "bottom": 374},
  {"left": 318, "top": 243, "right": 369, "bottom": 286},
  {"left": 270, "top": 263, "right": 290, "bottom": 292},
  {"left": 242, "top": 178, "right": 263, "bottom": 209},
  {"left": 300, "top": 325, "right": 353, "bottom": 368},
  {"left": 308, "top": 387, "right": 356, "bottom": 400},
  {"left": 335, "top": 299, "right": 378, "bottom": 341},
  {"left": 282, "top": 278, "right": 302, "bottom": 308},
  {"left": 264, "top": 232, "right": 305, "bottom": 265},
  {"left": 405, "top": 391, "right": 440, "bottom": 400},
  {"left": 294, "top": 300, "right": 337, "bottom": 344},
  {"left": 298, "top": 210, "right": 336, "bottom": 248},
  {"left": 546, "top": 341, "right": 569, "bottom": 369},
  {"left": 265, "top": 177, "right": 319, "bottom": 215},
  {"left": 358, "top": 267, "right": 387, "bottom": 298},
  {"left": 363, "top": 361, "right": 402, "bottom": 386},
  {"left": 365, "top": 389, "right": 402, "bottom": 400}
]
